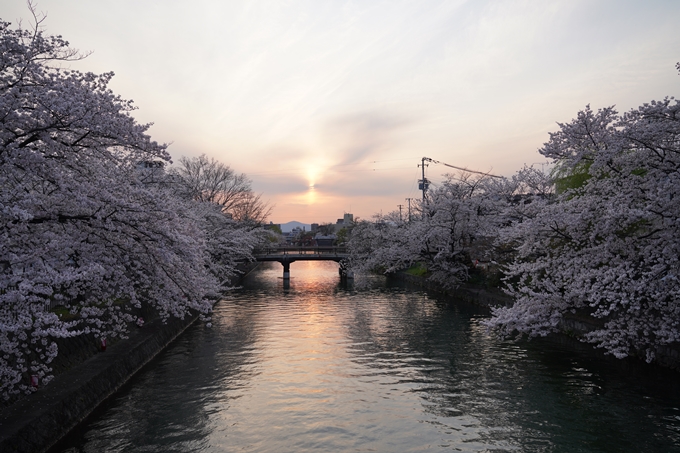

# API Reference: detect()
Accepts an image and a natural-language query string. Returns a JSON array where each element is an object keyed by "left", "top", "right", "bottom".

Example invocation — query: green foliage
[
  {"left": 466, "top": 265, "right": 504, "bottom": 289},
  {"left": 336, "top": 227, "right": 348, "bottom": 244},
  {"left": 405, "top": 262, "right": 428, "bottom": 276},
  {"left": 552, "top": 161, "right": 591, "bottom": 194},
  {"left": 552, "top": 153, "right": 648, "bottom": 195},
  {"left": 51, "top": 306, "right": 78, "bottom": 321},
  {"left": 267, "top": 224, "right": 282, "bottom": 235}
]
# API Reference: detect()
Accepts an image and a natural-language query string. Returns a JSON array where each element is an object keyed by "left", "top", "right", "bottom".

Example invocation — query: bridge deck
[{"left": 253, "top": 246, "right": 349, "bottom": 262}]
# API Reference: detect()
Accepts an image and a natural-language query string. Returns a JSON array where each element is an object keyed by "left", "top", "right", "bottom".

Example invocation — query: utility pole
[
  {"left": 397, "top": 204, "right": 403, "bottom": 222},
  {"left": 418, "top": 157, "right": 429, "bottom": 202},
  {"left": 415, "top": 156, "right": 501, "bottom": 221},
  {"left": 405, "top": 198, "right": 414, "bottom": 222}
]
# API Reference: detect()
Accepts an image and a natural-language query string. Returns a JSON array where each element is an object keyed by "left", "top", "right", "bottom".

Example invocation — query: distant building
[
  {"left": 314, "top": 234, "right": 336, "bottom": 246},
  {"left": 291, "top": 226, "right": 305, "bottom": 235},
  {"left": 281, "top": 226, "right": 308, "bottom": 245},
  {"left": 333, "top": 213, "right": 354, "bottom": 233},
  {"left": 311, "top": 223, "right": 319, "bottom": 233}
]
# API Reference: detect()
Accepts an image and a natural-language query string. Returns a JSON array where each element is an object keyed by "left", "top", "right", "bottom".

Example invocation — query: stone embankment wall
[
  {"left": 0, "top": 261, "right": 260, "bottom": 453},
  {"left": 390, "top": 271, "right": 680, "bottom": 373},
  {"left": 0, "top": 314, "right": 198, "bottom": 453}
]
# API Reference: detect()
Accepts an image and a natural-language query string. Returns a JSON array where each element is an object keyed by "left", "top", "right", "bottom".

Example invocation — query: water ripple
[{"left": 54, "top": 261, "right": 680, "bottom": 453}]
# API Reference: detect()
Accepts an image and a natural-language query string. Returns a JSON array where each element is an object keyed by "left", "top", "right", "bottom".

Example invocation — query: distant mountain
[{"left": 279, "top": 221, "right": 312, "bottom": 233}]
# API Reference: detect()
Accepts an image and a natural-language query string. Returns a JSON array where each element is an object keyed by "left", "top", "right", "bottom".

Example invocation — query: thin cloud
[{"left": 324, "top": 111, "right": 414, "bottom": 166}]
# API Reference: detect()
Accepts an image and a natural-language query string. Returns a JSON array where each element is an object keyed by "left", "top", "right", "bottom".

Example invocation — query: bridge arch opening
[{"left": 252, "top": 246, "right": 352, "bottom": 285}]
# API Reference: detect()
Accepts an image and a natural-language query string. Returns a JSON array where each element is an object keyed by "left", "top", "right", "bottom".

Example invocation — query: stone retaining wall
[{"left": 0, "top": 314, "right": 198, "bottom": 453}]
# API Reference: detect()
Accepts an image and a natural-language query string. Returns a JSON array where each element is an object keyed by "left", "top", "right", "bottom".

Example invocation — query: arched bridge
[{"left": 252, "top": 246, "right": 352, "bottom": 282}]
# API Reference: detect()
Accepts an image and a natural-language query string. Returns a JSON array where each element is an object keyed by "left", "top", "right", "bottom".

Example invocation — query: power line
[
  {"left": 423, "top": 157, "right": 503, "bottom": 178},
  {"left": 419, "top": 156, "right": 503, "bottom": 201}
]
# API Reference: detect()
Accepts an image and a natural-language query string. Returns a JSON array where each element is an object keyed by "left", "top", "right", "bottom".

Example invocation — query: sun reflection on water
[{"left": 54, "top": 261, "right": 680, "bottom": 453}]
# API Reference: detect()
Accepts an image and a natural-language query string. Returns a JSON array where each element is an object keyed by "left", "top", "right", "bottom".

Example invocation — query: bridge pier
[
  {"left": 252, "top": 246, "right": 350, "bottom": 287},
  {"left": 338, "top": 260, "right": 354, "bottom": 280},
  {"left": 282, "top": 261, "right": 292, "bottom": 289}
]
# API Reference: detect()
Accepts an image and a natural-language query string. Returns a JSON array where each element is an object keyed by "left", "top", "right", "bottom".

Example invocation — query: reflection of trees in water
[
  {"left": 342, "top": 289, "right": 680, "bottom": 452},
  {"left": 61, "top": 297, "right": 264, "bottom": 453},
  {"left": 61, "top": 262, "right": 680, "bottom": 453},
  {"left": 463, "top": 319, "right": 680, "bottom": 451},
  {"left": 357, "top": 293, "right": 568, "bottom": 450},
  {"left": 342, "top": 289, "right": 525, "bottom": 450}
]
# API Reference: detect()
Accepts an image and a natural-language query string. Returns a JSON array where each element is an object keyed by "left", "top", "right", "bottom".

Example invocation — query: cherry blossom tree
[
  {"left": 190, "top": 198, "right": 260, "bottom": 287},
  {"left": 487, "top": 99, "right": 680, "bottom": 361},
  {"left": 351, "top": 65, "right": 679, "bottom": 363},
  {"left": 349, "top": 171, "right": 531, "bottom": 289},
  {"left": 0, "top": 12, "right": 252, "bottom": 399}
]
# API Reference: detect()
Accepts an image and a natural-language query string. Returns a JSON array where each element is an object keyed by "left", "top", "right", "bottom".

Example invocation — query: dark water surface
[{"left": 54, "top": 261, "right": 680, "bottom": 452}]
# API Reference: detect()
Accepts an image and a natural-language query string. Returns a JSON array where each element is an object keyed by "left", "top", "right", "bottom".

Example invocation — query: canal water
[{"left": 54, "top": 261, "right": 680, "bottom": 452}]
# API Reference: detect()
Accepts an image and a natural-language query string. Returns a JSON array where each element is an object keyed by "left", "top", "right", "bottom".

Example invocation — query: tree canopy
[
  {"left": 0, "top": 12, "right": 259, "bottom": 399},
  {"left": 171, "top": 154, "right": 272, "bottom": 224},
  {"left": 349, "top": 83, "right": 680, "bottom": 363},
  {"left": 487, "top": 99, "right": 680, "bottom": 361}
]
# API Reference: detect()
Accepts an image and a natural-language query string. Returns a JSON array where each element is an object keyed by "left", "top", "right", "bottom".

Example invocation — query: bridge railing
[{"left": 253, "top": 246, "right": 348, "bottom": 256}]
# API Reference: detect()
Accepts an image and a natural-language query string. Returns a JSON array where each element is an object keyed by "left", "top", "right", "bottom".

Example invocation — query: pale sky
[{"left": 3, "top": 0, "right": 679, "bottom": 223}]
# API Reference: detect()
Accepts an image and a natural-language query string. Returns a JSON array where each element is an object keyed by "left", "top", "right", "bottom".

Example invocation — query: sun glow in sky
[{"left": 3, "top": 0, "right": 679, "bottom": 223}]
